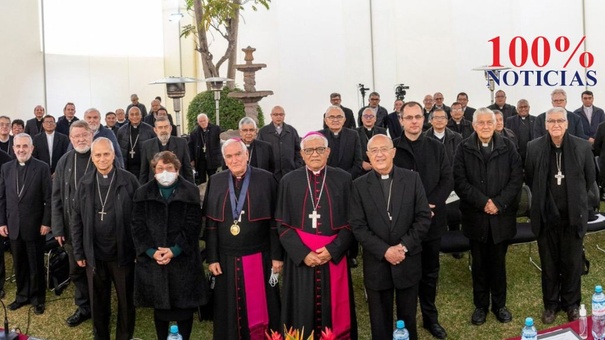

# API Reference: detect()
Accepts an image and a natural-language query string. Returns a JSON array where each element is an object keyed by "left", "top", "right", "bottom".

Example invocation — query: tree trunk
[
  {"left": 193, "top": 0, "right": 218, "bottom": 90},
  {"left": 226, "top": 0, "right": 241, "bottom": 89}
]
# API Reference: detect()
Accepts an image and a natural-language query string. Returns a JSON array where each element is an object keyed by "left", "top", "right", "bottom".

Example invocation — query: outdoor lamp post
[
  {"left": 149, "top": 76, "right": 198, "bottom": 135},
  {"left": 204, "top": 77, "right": 232, "bottom": 126}
]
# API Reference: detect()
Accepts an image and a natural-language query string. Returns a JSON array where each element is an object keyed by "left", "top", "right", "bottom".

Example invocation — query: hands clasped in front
[
  {"left": 385, "top": 244, "right": 406, "bottom": 266},
  {"left": 304, "top": 247, "right": 332, "bottom": 268}
]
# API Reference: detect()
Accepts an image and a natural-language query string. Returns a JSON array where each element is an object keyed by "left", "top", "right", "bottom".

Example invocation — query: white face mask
[{"left": 155, "top": 170, "right": 178, "bottom": 186}]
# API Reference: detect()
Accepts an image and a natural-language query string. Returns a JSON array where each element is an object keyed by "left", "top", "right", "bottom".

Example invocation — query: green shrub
[{"left": 186, "top": 87, "right": 264, "bottom": 132}]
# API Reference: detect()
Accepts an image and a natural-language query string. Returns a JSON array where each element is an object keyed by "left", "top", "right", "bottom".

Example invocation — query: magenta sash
[
  {"left": 296, "top": 230, "right": 351, "bottom": 340},
  {"left": 242, "top": 253, "right": 269, "bottom": 340}
]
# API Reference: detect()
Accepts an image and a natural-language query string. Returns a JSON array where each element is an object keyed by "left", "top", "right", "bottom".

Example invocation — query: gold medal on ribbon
[{"left": 230, "top": 222, "right": 240, "bottom": 236}]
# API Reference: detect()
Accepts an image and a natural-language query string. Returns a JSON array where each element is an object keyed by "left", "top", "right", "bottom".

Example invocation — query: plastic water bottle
[
  {"left": 579, "top": 304, "right": 588, "bottom": 339},
  {"left": 393, "top": 320, "right": 409, "bottom": 340},
  {"left": 592, "top": 285, "right": 605, "bottom": 340},
  {"left": 167, "top": 325, "right": 183, "bottom": 340},
  {"left": 521, "top": 317, "right": 537, "bottom": 340}
]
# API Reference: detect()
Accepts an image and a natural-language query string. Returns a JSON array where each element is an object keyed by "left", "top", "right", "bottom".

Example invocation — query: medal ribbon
[{"left": 228, "top": 165, "right": 251, "bottom": 222}]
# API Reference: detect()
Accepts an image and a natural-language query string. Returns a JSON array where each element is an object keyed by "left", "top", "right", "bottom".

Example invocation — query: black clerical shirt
[{"left": 93, "top": 169, "right": 117, "bottom": 261}]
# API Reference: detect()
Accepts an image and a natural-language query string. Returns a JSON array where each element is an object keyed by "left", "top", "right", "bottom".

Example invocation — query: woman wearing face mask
[{"left": 131, "top": 151, "right": 208, "bottom": 339}]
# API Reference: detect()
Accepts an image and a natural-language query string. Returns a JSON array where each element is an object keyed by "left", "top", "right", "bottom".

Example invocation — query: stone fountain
[{"left": 228, "top": 46, "right": 273, "bottom": 123}]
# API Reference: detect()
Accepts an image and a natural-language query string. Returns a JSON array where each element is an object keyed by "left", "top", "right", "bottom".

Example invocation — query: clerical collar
[
  {"left": 521, "top": 116, "right": 526, "bottom": 120},
  {"left": 18, "top": 158, "right": 31, "bottom": 167},
  {"left": 273, "top": 123, "right": 282, "bottom": 129},
  {"left": 374, "top": 168, "right": 394, "bottom": 180},
  {"left": 98, "top": 167, "right": 115, "bottom": 179},
  {"left": 117, "top": 120, "right": 126, "bottom": 124},
  {"left": 232, "top": 170, "right": 247, "bottom": 181},
  {"left": 549, "top": 133, "right": 566, "bottom": 148},
  {"left": 306, "top": 166, "right": 325, "bottom": 176},
  {"left": 0, "top": 136, "right": 9, "bottom": 143},
  {"left": 131, "top": 123, "right": 139, "bottom": 129}
]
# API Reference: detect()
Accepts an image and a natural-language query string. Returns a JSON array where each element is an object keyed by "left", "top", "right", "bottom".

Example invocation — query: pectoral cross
[
  {"left": 98, "top": 208, "right": 107, "bottom": 221},
  {"left": 238, "top": 211, "right": 244, "bottom": 222},
  {"left": 308, "top": 210, "right": 321, "bottom": 229},
  {"left": 203, "top": 146, "right": 207, "bottom": 153},
  {"left": 555, "top": 171, "right": 565, "bottom": 185},
  {"left": 129, "top": 150, "right": 136, "bottom": 158}
]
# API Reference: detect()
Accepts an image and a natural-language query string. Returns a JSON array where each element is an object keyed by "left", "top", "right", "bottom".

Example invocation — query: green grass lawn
[{"left": 4, "top": 230, "right": 605, "bottom": 339}]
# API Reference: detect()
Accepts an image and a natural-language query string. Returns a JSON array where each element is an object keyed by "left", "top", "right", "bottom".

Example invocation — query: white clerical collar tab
[{"left": 381, "top": 174, "right": 389, "bottom": 180}]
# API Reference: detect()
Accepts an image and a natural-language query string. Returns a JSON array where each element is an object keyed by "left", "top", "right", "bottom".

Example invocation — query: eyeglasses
[
  {"left": 369, "top": 98, "right": 380, "bottom": 101},
  {"left": 434, "top": 97, "right": 443, "bottom": 101},
  {"left": 302, "top": 147, "right": 327, "bottom": 155},
  {"left": 518, "top": 105, "right": 529, "bottom": 109},
  {"left": 401, "top": 115, "right": 424, "bottom": 121},
  {"left": 0, "top": 123, "right": 10, "bottom": 127},
  {"left": 326, "top": 116, "right": 344, "bottom": 121},
  {"left": 271, "top": 113, "right": 285, "bottom": 116},
  {"left": 546, "top": 119, "right": 567, "bottom": 125},
  {"left": 432, "top": 116, "right": 447, "bottom": 121},
  {"left": 552, "top": 99, "right": 566, "bottom": 103},
  {"left": 43, "top": 121, "right": 55, "bottom": 124},
  {"left": 451, "top": 108, "right": 463, "bottom": 112},
  {"left": 475, "top": 121, "right": 494, "bottom": 127},
  {"left": 368, "top": 146, "right": 393, "bottom": 156},
  {"left": 362, "top": 114, "right": 375, "bottom": 119},
  {"left": 240, "top": 128, "right": 256, "bottom": 133},
  {"left": 71, "top": 133, "right": 91, "bottom": 139}
]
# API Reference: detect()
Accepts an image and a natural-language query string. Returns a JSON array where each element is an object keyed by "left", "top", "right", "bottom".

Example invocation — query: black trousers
[
  {"left": 64, "top": 243, "right": 90, "bottom": 315},
  {"left": 537, "top": 222, "right": 583, "bottom": 312},
  {"left": 87, "top": 260, "right": 135, "bottom": 340},
  {"left": 366, "top": 284, "right": 419, "bottom": 340},
  {"left": 0, "top": 236, "right": 6, "bottom": 291},
  {"left": 469, "top": 238, "right": 509, "bottom": 311},
  {"left": 10, "top": 235, "right": 46, "bottom": 305},
  {"left": 419, "top": 237, "right": 442, "bottom": 325}
]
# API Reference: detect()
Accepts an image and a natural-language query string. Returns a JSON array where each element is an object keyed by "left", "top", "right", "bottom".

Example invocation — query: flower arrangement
[{"left": 265, "top": 326, "right": 335, "bottom": 340}]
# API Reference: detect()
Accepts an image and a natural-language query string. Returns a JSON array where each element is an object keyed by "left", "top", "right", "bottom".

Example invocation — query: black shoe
[
  {"left": 66, "top": 309, "right": 91, "bottom": 327},
  {"left": 424, "top": 323, "right": 447, "bottom": 339},
  {"left": 567, "top": 307, "right": 580, "bottom": 321},
  {"left": 8, "top": 300, "right": 28, "bottom": 311},
  {"left": 494, "top": 307, "right": 513, "bottom": 323},
  {"left": 471, "top": 307, "right": 487, "bottom": 325},
  {"left": 34, "top": 304, "right": 45, "bottom": 315},
  {"left": 0, "top": 290, "right": 4, "bottom": 299},
  {"left": 542, "top": 309, "right": 557, "bottom": 324},
  {"left": 349, "top": 258, "right": 358, "bottom": 268}
]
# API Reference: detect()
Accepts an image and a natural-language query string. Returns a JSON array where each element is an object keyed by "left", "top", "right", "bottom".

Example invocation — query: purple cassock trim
[
  {"left": 296, "top": 230, "right": 352, "bottom": 340},
  {"left": 242, "top": 253, "right": 269, "bottom": 339}
]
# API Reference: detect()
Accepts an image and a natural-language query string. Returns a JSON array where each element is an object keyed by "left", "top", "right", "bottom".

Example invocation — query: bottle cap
[
  {"left": 170, "top": 325, "right": 179, "bottom": 334},
  {"left": 597, "top": 285, "right": 603, "bottom": 293},
  {"left": 525, "top": 317, "right": 534, "bottom": 326},
  {"left": 396, "top": 320, "right": 405, "bottom": 329},
  {"left": 580, "top": 304, "right": 587, "bottom": 317}
]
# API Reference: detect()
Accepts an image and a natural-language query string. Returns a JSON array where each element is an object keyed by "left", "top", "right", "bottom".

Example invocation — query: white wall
[
  {"left": 233, "top": 0, "right": 604, "bottom": 135},
  {"left": 2, "top": 0, "right": 605, "bottom": 136}
]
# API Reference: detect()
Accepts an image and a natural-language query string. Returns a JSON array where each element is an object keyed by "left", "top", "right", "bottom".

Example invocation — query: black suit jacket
[
  {"left": 349, "top": 167, "right": 431, "bottom": 290},
  {"left": 139, "top": 136, "right": 193, "bottom": 184},
  {"left": 188, "top": 123, "right": 223, "bottom": 170},
  {"left": 487, "top": 103, "right": 518, "bottom": 120},
  {"left": 32, "top": 132, "right": 70, "bottom": 173},
  {"left": 246, "top": 139, "right": 275, "bottom": 174},
  {"left": 384, "top": 111, "right": 403, "bottom": 138},
  {"left": 319, "top": 128, "right": 363, "bottom": 179},
  {"left": 257, "top": 123, "right": 303, "bottom": 181},
  {"left": 463, "top": 106, "right": 476, "bottom": 122},
  {"left": 505, "top": 114, "right": 535, "bottom": 140},
  {"left": 0, "top": 158, "right": 51, "bottom": 241},
  {"left": 25, "top": 118, "right": 43, "bottom": 136}
]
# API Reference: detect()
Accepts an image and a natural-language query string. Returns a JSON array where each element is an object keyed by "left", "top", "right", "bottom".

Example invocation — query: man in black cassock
[
  {"left": 116, "top": 107, "right": 155, "bottom": 177},
  {"left": 71, "top": 137, "right": 139, "bottom": 340},
  {"left": 188, "top": 113, "right": 222, "bottom": 184},
  {"left": 393, "top": 102, "right": 453, "bottom": 339},
  {"left": 238, "top": 117, "right": 275, "bottom": 174},
  {"left": 525, "top": 107, "right": 595, "bottom": 324},
  {"left": 0, "top": 133, "right": 51, "bottom": 315},
  {"left": 276, "top": 132, "right": 357, "bottom": 340},
  {"left": 356, "top": 108, "right": 387, "bottom": 175},
  {"left": 350, "top": 134, "right": 431, "bottom": 340},
  {"left": 204, "top": 138, "right": 283, "bottom": 339}
]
